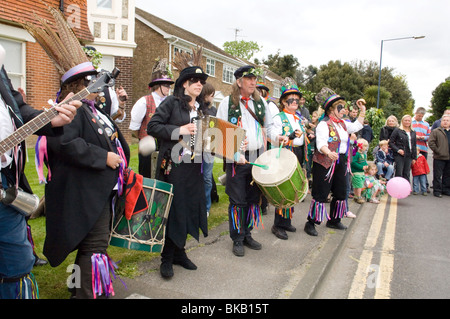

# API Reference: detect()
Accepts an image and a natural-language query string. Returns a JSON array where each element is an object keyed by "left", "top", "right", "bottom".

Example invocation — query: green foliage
[
  {"left": 430, "top": 78, "right": 450, "bottom": 117},
  {"left": 262, "top": 50, "right": 299, "bottom": 79},
  {"left": 365, "top": 107, "right": 386, "bottom": 160},
  {"left": 223, "top": 40, "right": 261, "bottom": 60}
]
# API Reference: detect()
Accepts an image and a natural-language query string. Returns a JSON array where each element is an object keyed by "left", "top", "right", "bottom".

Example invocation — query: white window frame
[
  {"left": 0, "top": 37, "right": 26, "bottom": 90},
  {"left": 206, "top": 58, "right": 215, "bottom": 77},
  {"left": 222, "top": 65, "right": 235, "bottom": 84}
]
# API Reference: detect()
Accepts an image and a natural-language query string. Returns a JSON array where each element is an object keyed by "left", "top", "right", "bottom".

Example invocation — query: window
[
  {"left": 206, "top": 58, "right": 215, "bottom": 77},
  {"left": 222, "top": 65, "right": 235, "bottom": 84},
  {"left": 0, "top": 38, "right": 25, "bottom": 89},
  {"left": 97, "top": 0, "right": 112, "bottom": 9},
  {"left": 273, "top": 85, "right": 281, "bottom": 98}
]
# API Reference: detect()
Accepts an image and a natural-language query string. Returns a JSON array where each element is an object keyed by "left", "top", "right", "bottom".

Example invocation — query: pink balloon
[{"left": 386, "top": 177, "right": 411, "bottom": 199}]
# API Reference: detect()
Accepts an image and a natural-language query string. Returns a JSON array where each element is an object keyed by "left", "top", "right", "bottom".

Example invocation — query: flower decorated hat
[
  {"left": 280, "top": 77, "right": 302, "bottom": 101},
  {"left": 315, "top": 87, "right": 345, "bottom": 111}
]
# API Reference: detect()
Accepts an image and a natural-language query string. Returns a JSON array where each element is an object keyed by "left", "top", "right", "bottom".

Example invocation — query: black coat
[
  {"left": 43, "top": 103, "right": 130, "bottom": 267},
  {"left": 147, "top": 96, "right": 207, "bottom": 248},
  {"left": 0, "top": 66, "right": 62, "bottom": 193},
  {"left": 388, "top": 127, "right": 417, "bottom": 159}
]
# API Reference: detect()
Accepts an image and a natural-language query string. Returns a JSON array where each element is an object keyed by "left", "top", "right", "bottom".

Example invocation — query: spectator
[
  {"left": 412, "top": 107, "right": 431, "bottom": 192},
  {"left": 428, "top": 114, "right": 450, "bottom": 198},
  {"left": 389, "top": 115, "right": 417, "bottom": 182},
  {"left": 375, "top": 140, "right": 394, "bottom": 180},
  {"left": 431, "top": 109, "right": 450, "bottom": 131},
  {"left": 411, "top": 149, "right": 430, "bottom": 195},
  {"left": 379, "top": 115, "right": 399, "bottom": 141},
  {"left": 361, "top": 119, "right": 374, "bottom": 143},
  {"left": 351, "top": 138, "right": 369, "bottom": 204}
]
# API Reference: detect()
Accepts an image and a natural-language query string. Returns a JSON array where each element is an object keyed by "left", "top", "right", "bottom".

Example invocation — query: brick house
[
  {"left": 0, "top": 0, "right": 135, "bottom": 142},
  {"left": 134, "top": 7, "right": 282, "bottom": 109}
]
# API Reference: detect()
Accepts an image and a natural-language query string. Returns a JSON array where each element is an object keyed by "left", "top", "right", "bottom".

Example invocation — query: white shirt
[
  {"left": 0, "top": 97, "right": 15, "bottom": 168},
  {"left": 109, "top": 87, "right": 126, "bottom": 123},
  {"left": 129, "top": 91, "right": 165, "bottom": 130},
  {"left": 216, "top": 95, "right": 278, "bottom": 152},
  {"left": 273, "top": 111, "right": 305, "bottom": 146},
  {"left": 315, "top": 118, "right": 363, "bottom": 154}
]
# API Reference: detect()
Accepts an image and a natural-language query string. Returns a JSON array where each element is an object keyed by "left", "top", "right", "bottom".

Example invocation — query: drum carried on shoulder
[
  {"left": 252, "top": 147, "right": 308, "bottom": 209},
  {"left": 109, "top": 177, "right": 173, "bottom": 252}
]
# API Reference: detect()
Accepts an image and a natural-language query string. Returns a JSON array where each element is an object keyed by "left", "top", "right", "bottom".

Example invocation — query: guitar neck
[{"left": 0, "top": 88, "right": 90, "bottom": 155}]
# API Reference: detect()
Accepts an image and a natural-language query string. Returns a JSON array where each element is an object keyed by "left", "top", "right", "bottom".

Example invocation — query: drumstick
[
  {"left": 277, "top": 141, "right": 285, "bottom": 159},
  {"left": 246, "top": 161, "right": 269, "bottom": 170}
]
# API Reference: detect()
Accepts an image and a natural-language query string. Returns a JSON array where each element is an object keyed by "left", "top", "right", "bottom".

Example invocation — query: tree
[
  {"left": 262, "top": 50, "right": 299, "bottom": 79},
  {"left": 430, "top": 77, "right": 450, "bottom": 118},
  {"left": 223, "top": 40, "right": 261, "bottom": 60}
]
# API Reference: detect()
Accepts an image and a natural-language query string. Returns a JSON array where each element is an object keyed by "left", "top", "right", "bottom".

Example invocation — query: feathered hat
[
  {"left": 21, "top": 3, "right": 97, "bottom": 86},
  {"left": 315, "top": 87, "right": 345, "bottom": 111},
  {"left": 149, "top": 57, "right": 174, "bottom": 87},
  {"left": 256, "top": 69, "right": 269, "bottom": 92},
  {"left": 171, "top": 45, "right": 208, "bottom": 89},
  {"left": 280, "top": 77, "right": 302, "bottom": 101}
]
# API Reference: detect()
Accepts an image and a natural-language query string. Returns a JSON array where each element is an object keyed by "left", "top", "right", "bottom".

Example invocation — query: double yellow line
[{"left": 348, "top": 195, "right": 397, "bottom": 299}]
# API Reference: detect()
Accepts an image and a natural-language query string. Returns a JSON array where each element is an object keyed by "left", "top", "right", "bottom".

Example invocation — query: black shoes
[
  {"left": 173, "top": 258, "right": 197, "bottom": 270},
  {"left": 233, "top": 237, "right": 262, "bottom": 257},
  {"left": 304, "top": 221, "right": 318, "bottom": 236},
  {"left": 160, "top": 257, "right": 197, "bottom": 278},
  {"left": 326, "top": 221, "right": 347, "bottom": 230},
  {"left": 160, "top": 261, "right": 174, "bottom": 278},
  {"left": 271, "top": 225, "right": 288, "bottom": 240},
  {"left": 304, "top": 220, "right": 347, "bottom": 236}
]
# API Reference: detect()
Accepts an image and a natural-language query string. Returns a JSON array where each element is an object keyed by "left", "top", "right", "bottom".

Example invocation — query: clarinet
[{"left": 190, "top": 116, "right": 199, "bottom": 159}]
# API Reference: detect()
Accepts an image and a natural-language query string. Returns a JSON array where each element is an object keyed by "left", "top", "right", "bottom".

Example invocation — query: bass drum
[{"left": 252, "top": 147, "right": 308, "bottom": 209}]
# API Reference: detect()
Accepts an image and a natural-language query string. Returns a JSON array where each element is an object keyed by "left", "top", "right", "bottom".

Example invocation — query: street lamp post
[{"left": 376, "top": 36, "right": 425, "bottom": 109}]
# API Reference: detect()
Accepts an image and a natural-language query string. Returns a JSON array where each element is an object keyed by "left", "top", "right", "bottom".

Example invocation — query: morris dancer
[
  {"left": 304, "top": 88, "right": 365, "bottom": 236},
  {"left": 129, "top": 58, "right": 174, "bottom": 177},
  {"left": 0, "top": 43, "right": 78, "bottom": 299},
  {"left": 23, "top": 5, "right": 130, "bottom": 299},
  {"left": 216, "top": 65, "right": 285, "bottom": 257},
  {"left": 271, "top": 78, "right": 306, "bottom": 240},
  {"left": 148, "top": 46, "right": 209, "bottom": 278}
]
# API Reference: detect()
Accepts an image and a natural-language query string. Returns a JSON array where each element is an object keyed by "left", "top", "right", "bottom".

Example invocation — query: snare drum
[
  {"left": 252, "top": 148, "right": 308, "bottom": 209},
  {"left": 109, "top": 178, "right": 173, "bottom": 252}
]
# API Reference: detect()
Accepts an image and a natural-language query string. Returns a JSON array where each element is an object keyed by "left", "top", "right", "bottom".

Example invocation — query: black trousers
[
  {"left": 138, "top": 153, "right": 152, "bottom": 178},
  {"left": 72, "top": 194, "right": 113, "bottom": 299},
  {"left": 225, "top": 150, "right": 263, "bottom": 242},
  {"left": 309, "top": 154, "right": 348, "bottom": 224},
  {"left": 394, "top": 153, "right": 412, "bottom": 182},
  {"left": 432, "top": 159, "right": 450, "bottom": 196}
]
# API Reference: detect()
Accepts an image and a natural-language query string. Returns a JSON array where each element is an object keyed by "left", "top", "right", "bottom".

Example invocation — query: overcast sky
[{"left": 135, "top": 0, "right": 450, "bottom": 111}]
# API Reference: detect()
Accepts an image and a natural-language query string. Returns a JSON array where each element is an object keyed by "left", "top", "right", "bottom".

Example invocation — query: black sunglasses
[
  {"left": 286, "top": 98, "right": 300, "bottom": 105},
  {"left": 188, "top": 78, "right": 206, "bottom": 85}
]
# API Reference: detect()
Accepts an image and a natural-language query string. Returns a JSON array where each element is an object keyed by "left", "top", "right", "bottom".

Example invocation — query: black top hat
[{"left": 174, "top": 66, "right": 208, "bottom": 88}]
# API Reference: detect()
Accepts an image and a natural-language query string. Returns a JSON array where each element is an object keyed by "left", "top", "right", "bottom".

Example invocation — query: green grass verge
[{"left": 26, "top": 143, "right": 229, "bottom": 299}]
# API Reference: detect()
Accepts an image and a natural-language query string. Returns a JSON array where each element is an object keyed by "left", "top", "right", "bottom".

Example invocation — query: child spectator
[
  {"left": 351, "top": 138, "right": 369, "bottom": 204},
  {"left": 363, "top": 163, "right": 386, "bottom": 203},
  {"left": 411, "top": 148, "right": 430, "bottom": 195},
  {"left": 375, "top": 140, "right": 395, "bottom": 180}
]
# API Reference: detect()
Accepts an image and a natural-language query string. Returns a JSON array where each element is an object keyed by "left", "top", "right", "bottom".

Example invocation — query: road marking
[
  {"left": 374, "top": 197, "right": 397, "bottom": 299},
  {"left": 348, "top": 196, "right": 388, "bottom": 299}
]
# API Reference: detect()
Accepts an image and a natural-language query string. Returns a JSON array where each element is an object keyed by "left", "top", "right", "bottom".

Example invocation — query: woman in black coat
[
  {"left": 379, "top": 115, "right": 399, "bottom": 141},
  {"left": 389, "top": 114, "right": 417, "bottom": 181},
  {"left": 147, "top": 64, "right": 209, "bottom": 279},
  {"left": 43, "top": 71, "right": 130, "bottom": 299}
]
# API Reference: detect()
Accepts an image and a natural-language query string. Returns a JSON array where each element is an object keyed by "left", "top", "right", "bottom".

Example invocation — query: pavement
[{"left": 111, "top": 193, "right": 366, "bottom": 300}]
